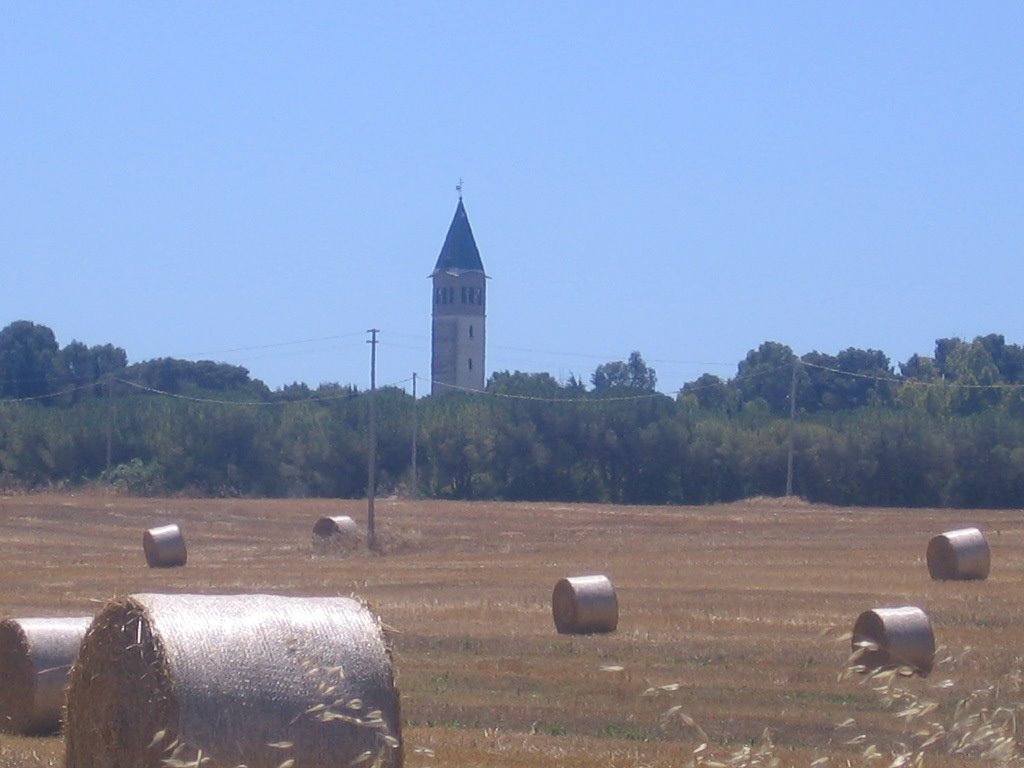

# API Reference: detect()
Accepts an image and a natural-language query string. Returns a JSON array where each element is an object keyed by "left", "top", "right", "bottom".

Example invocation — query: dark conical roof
[{"left": 432, "top": 199, "right": 485, "bottom": 275}]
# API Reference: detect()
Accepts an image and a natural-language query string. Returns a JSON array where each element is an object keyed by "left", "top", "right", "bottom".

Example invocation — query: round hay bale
[
  {"left": 65, "top": 593, "right": 401, "bottom": 768},
  {"left": 312, "top": 515, "right": 362, "bottom": 554},
  {"left": 552, "top": 575, "right": 618, "bottom": 634},
  {"left": 852, "top": 606, "right": 935, "bottom": 676},
  {"left": 0, "top": 616, "right": 92, "bottom": 735},
  {"left": 143, "top": 523, "right": 187, "bottom": 568},
  {"left": 927, "top": 527, "right": 990, "bottom": 580}
]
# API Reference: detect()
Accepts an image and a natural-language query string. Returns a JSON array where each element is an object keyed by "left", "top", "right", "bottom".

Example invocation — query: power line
[
  {"left": 2, "top": 353, "right": 1022, "bottom": 409},
  {"left": 377, "top": 340, "right": 426, "bottom": 353},
  {"left": 0, "top": 381, "right": 107, "bottom": 403},
  {"left": 171, "top": 332, "right": 367, "bottom": 358},
  {"left": 800, "top": 360, "right": 1024, "bottom": 390},
  {"left": 366, "top": 329, "right": 379, "bottom": 547},
  {"left": 112, "top": 379, "right": 358, "bottom": 406}
]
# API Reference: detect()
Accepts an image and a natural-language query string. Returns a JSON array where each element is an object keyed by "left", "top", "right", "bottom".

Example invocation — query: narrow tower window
[
  {"left": 469, "top": 325, "right": 474, "bottom": 338},
  {"left": 468, "top": 358, "right": 473, "bottom": 371}
]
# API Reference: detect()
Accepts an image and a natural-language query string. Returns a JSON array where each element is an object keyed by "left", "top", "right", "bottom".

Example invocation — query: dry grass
[{"left": 2, "top": 493, "right": 1024, "bottom": 766}]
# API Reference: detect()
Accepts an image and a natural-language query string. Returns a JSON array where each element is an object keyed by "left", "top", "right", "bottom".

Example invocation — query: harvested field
[{"left": 2, "top": 494, "right": 1024, "bottom": 766}]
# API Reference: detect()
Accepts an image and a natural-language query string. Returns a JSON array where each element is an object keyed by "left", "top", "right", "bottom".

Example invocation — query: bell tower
[{"left": 431, "top": 190, "right": 486, "bottom": 394}]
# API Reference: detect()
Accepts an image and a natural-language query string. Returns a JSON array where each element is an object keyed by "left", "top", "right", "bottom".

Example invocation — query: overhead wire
[
  {"left": 0, "top": 381, "right": 104, "bottom": 404},
  {"left": 112, "top": 378, "right": 360, "bottom": 406},
  {"left": 2, "top": 360, "right": 1022, "bottom": 408},
  {"left": 170, "top": 332, "right": 368, "bottom": 358},
  {"left": 799, "top": 360, "right": 1024, "bottom": 390},
  {"left": 2, "top": 328, "right": 1024, "bottom": 407}
]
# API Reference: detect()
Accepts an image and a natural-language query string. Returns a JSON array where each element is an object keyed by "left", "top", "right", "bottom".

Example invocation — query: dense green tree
[
  {"left": 1, "top": 412, "right": 56, "bottom": 485},
  {"left": 591, "top": 361, "right": 629, "bottom": 391},
  {"left": 419, "top": 395, "right": 494, "bottom": 498},
  {"left": 58, "top": 341, "right": 128, "bottom": 402},
  {"left": 488, "top": 403, "right": 551, "bottom": 499},
  {"left": 0, "top": 321, "right": 61, "bottom": 399},
  {"left": 801, "top": 347, "right": 893, "bottom": 411},
  {"left": 735, "top": 342, "right": 801, "bottom": 414},
  {"left": 940, "top": 339, "right": 1002, "bottom": 414},
  {"left": 488, "top": 371, "right": 567, "bottom": 398},
  {"left": 626, "top": 351, "right": 657, "bottom": 391},
  {"left": 987, "top": 336, "right": 1024, "bottom": 384},
  {"left": 678, "top": 420, "right": 748, "bottom": 504},
  {"left": 126, "top": 358, "right": 267, "bottom": 397},
  {"left": 373, "top": 387, "right": 417, "bottom": 493},
  {"left": 897, "top": 352, "right": 954, "bottom": 415},
  {"left": 900, "top": 354, "right": 940, "bottom": 381},
  {"left": 4, "top": 319, "right": 1024, "bottom": 509},
  {"left": 591, "top": 351, "right": 657, "bottom": 392},
  {"left": 947, "top": 412, "right": 1024, "bottom": 507},
  {"left": 681, "top": 373, "right": 737, "bottom": 413}
]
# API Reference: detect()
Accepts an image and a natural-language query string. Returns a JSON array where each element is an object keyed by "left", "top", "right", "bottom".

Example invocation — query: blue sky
[{"left": 2, "top": 2, "right": 1021, "bottom": 395}]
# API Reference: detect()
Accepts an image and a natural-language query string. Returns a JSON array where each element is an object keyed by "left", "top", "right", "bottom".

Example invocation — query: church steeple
[
  {"left": 430, "top": 193, "right": 487, "bottom": 395},
  {"left": 432, "top": 199, "right": 485, "bottom": 275}
]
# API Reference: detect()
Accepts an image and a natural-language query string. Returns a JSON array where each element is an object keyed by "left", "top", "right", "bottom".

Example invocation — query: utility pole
[
  {"left": 785, "top": 357, "right": 797, "bottom": 497},
  {"left": 105, "top": 376, "right": 114, "bottom": 472},
  {"left": 366, "top": 329, "right": 379, "bottom": 547},
  {"left": 410, "top": 372, "right": 418, "bottom": 499}
]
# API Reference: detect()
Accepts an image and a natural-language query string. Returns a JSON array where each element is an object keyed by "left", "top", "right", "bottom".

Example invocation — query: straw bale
[
  {"left": 927, "top": 527, "right": 990, "bottom": 580},
  {"left": 64, "top": 593, "right": 401, "bottom": 768},
  {"left": 0, "top": 616, "right": 92, "bottom": 735},
  {"left": 852, "top": 606, "right": 935, "bottom": 676},
  {"left": 312, "top": 515, "right": 362, "bottom": 554},
  {"left": 552, "top": 575, "right": 618, "bottom": 634},
  {"left": 143, "top": 523, "right": 187, "bottom": 568}
]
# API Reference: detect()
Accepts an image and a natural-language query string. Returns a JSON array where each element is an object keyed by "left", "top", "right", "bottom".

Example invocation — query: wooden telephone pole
[
  {"left": 785, "top": 358, "right": 797, "bottom": 497},
  {"left": 411, "top": 372, "right": 418, "bottom": 500},
  {"left": 366, "top": 329, "right": 379, "bottom": 546}
]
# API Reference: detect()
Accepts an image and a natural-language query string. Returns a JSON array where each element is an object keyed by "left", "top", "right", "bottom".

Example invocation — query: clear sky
[{"left": 2, "top": 3, "right": 1021, "bottom": 395}]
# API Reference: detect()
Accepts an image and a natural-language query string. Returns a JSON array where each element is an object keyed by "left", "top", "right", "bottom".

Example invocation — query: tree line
[{"left": 1, "top": 320, "right": 1022, "bottom": 507}]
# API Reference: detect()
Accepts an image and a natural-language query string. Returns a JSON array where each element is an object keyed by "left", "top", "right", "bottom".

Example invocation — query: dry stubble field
[{"left": 2, "top": 493, "right": 1024, "bottom": 767}]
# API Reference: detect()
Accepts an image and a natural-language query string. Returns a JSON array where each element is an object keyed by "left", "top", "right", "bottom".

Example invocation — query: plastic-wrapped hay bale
[
  {"left": 312, "top": 515, "right": 362, "bottom": 554},
  {"left": 552, "top": 575, "right": 618, "bottom": 634},
  {"left": 143, "top": 523, "right": 187, "bottom": 568},
  {"left": 0, "top": 616, "right": 92, "bottom": 735},
  {"left": 65, "top": 593, "right": 401, "bottom": 768},
  {"left": 927, "top": 527, "right": 990, "bottom": 580},
  {"left": 852, "top": 606, "right": 935, "bottom": 676}
]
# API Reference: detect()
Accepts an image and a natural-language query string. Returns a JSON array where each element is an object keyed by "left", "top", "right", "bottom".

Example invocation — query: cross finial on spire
[{"left": 456, "top": 178, "right": 463, "bottom": 201}]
